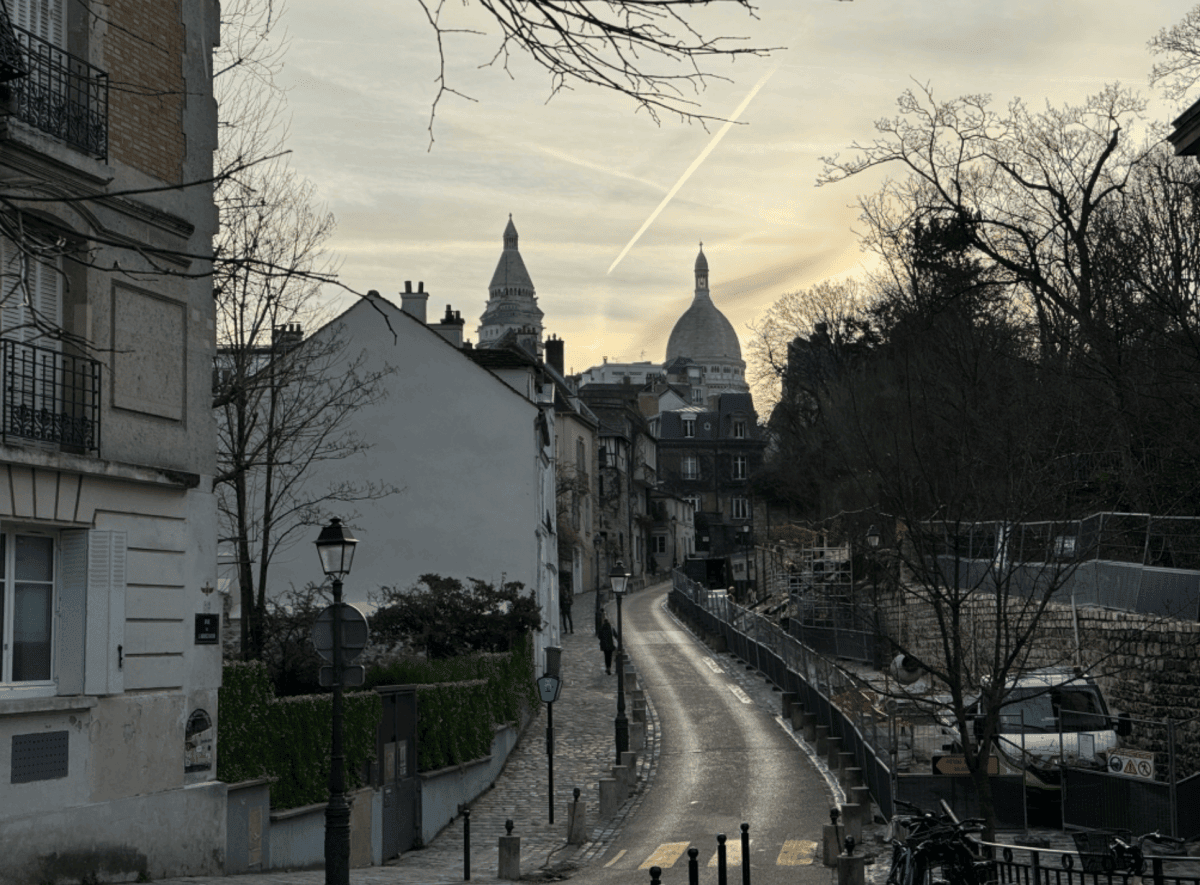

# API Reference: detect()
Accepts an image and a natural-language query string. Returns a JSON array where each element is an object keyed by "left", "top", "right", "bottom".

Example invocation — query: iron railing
[
  {"left": 1, "top": 337, "right": 100, "bottom": 451},
  {"left": 9, "top": 24, "right": 108, "bottom": 159}
]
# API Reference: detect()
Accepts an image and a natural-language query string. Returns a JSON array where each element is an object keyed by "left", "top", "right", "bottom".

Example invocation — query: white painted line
[
  {"left": 729, "top": 685, "right": 752, "bottom": 704},
  {"left": 702, "top": 658, "right": 722, "bottom": 673}
]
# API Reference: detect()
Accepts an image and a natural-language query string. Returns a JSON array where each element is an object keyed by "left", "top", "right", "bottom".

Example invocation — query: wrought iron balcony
[
  {"left": 1, "top": 337, "right": 100, "bottom": 452},
  {"left": 7, "top": 24, "right": 108, "bottom": 159}
]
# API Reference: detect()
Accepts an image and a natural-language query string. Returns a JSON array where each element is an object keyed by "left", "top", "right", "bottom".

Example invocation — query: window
[
  {"left": 683, "top": 417, "right": 695, "bottom": 438},
  {"left": 731, "top": 497, "right": 749, "bottom": 520},
  {"left": 685, "top": 495, "right": 702, "bottom": 512},
  {"left": 733, "top": 419, "right": 746, "bottom": 439},
  {"left": 652, "top": 535, "right": 667, "bottom": 555},
  {"left": 681, "top": 455, "right": 699, "bottom": 480},
  {"left": 2, "top": 533, "right": 54, "bottom": 682},
  {"left": 691, "top": 388, "right": 704, "bottom": 403},
  {"left": 732, "top": 455, "right": 747, "bottom": 480}
]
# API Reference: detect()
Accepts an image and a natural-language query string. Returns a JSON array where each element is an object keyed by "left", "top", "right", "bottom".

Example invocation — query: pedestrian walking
[
  {"left": 598, "top": 613, "right": 615, "bottom": 674},
  {"left": 560, "top": 582, "right": 574, "bottom": 634}
]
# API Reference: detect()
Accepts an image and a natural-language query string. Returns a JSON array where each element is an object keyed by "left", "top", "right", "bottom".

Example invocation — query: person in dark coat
[
  {"left": 598, "top": 613, "right": 615, "bottom": 674},
  {"left": 560, "top": 583, "right": 574, "bottom": 634}
]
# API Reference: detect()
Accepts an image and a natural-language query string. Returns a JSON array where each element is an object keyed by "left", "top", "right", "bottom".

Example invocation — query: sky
[{"left": 275, "top": 0, "right": 1196, "bottom": 376}]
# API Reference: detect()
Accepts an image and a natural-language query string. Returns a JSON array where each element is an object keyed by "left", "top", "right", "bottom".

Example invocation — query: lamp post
[
  {"left": 593, "top": 532, "right": 604, "bottom": 635},
  {"left": 740, "top": 524, "right": 752, "bottom": 602},
  {"left": 610, "top": 560, "right": 630, "bottom": 764},
  {"left": 315, "top": 518, "right": 358, "bottom": 885}
]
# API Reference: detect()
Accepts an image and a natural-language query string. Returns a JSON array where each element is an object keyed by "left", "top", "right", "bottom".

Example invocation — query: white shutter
[
  {"left": 55, "top": 529, "right": 87, "bottom": 695},
  {"left": 0, "top": 234, "right": 24, "bottom": 341},
  {"left": 11, "top": 0, "right": 63, "bottom": 46},
  {"left": 83, "top": 530, "right": 125, "bottom": 696},
  {"left": 0, "top": 234, "right": 61, "bottom": 345}
]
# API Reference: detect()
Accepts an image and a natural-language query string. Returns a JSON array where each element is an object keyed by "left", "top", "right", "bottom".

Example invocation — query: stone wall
[{"left": 879, "top": 588, "right": 1200, "bottom": 779}]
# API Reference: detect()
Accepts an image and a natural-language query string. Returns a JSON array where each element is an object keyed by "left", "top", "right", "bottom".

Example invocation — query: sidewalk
[{"left": 153, "top": 584, "right": 665, "bottom": 885}]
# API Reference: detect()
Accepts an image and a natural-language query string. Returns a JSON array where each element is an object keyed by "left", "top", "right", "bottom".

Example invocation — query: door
[{"left": 377, "top": 685, "right": 418, "bottom": 858}]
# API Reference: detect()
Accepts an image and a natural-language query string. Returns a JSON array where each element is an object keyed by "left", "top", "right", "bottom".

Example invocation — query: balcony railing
[
  {"left": 9, "top": 24, "right": 108, "bottom": 159},
  {"left": 2, "top": 337, "right": 100, "bottom": 452}
]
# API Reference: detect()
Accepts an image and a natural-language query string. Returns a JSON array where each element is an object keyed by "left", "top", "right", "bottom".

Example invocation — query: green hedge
[
  {"left": 364, "top": 638, "right": 538, "bottom": 772},
  {"left": 218, "top": 660, "right": 383, "bottom": 809},
  {"left": 218, "top": 638, "right": 536, "bottom": 806}
]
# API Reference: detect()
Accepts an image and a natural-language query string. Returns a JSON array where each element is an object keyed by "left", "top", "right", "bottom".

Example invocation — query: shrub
[{"left": 218, "top": 661, "right": 382, "bottom": 809}]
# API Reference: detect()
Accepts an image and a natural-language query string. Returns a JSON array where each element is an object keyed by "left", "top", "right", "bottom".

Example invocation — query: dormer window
[
  {"left": 733, "top": 419, "right": 746, "bottom": 439},
  {"left": 683, "top": 417, "right": 695, "bottom": 438}
]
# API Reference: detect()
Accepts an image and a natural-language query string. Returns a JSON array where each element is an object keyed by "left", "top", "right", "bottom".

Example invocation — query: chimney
[
  {"left": 400, "top": 280, "right": 428, "bottom": 323},
  {"left": 272, "top": 322, "right": 303, "bottom": 352},
  {"left": 545, "top": 334, "right": 564, "bottom": 376},
  {"left": 430, "top": 303, "right": 465, "bottom": 347}
]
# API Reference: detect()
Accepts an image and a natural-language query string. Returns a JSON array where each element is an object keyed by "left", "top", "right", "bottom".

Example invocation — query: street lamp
[
  {"left": 867, "top": 525, "right": 881, "bottom": 549},
  {"left": 315, "top": 518, "right": 358, "bottom": 885},
  {"left": 594, "top": 533, "right": 604, "bottom": 635},
  {"left": 610, "top": 559, "right": 630, "bottom": 764}
]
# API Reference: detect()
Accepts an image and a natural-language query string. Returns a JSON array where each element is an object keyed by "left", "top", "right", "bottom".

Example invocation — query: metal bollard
[
  {"left": 688, "top": 846, "right": 699, "bottom": 885},
  {"left": 741, "top": 822, "right": 750, "bottom": 885},
  {"left": 649, "top": 865, "right": 663, "bottom": 884},
  {"left": 717, "top": 833, "right": 728, "bottom": 885},
  {"left": 463, "top": 808, "right": 470, "bottom": 881}
]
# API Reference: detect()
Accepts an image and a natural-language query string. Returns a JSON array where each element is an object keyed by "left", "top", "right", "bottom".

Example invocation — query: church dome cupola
[{"left": 478, "top": 215, "right": 544, "bottom": 354}]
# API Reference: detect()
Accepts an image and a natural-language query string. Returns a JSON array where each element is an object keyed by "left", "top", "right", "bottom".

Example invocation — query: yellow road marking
[
  {"left": 777, "top": 839, "right": 818, "bottom": 865},
  {"left": 709, "top": 839, "right": 749, "bottom": 867},
  {"left": 604, "top": 849, "right": 627, "bottom": 868},
  {"left": 639, "top": 842, "right": 691, "bottom": 870}
]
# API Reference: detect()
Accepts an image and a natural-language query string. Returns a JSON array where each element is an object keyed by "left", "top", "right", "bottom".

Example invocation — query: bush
[
  {"left": 218, "top": 660, "right": 382, "bottom": 809},
  {"left": 364, "top": 636, "right": 537, "bottom": 771}
]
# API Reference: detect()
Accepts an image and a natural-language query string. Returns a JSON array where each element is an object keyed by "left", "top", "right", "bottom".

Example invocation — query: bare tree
[{"left": 416, "top": 0, "right": 782, "bottom": 142}]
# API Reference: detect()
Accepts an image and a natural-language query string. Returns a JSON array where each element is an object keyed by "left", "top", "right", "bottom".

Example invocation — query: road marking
[
  {"left": 777, "top": 839, "right": 818, "bottom": 865},
  {"left": 702, "top": 657, "right": 723, "bottom": 673},
  {"left": 728, "top": 684, "right": 752, "bottom": 704},
  {"left": 709, "top": 839, "right": 749, "bottom": 867},
  {"left": 604, "top": 850, "right": 627, "bottom": 868},
  {"left": 639, "top": 842, "right": 691, "bottom": 870}
]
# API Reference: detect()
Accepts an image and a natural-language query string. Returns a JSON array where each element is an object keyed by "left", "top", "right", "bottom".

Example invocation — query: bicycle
[
  {"left": 886, "top": 800, "right": 995, "bottom": 885},
  {"left": 1103, "top": 831, "right": 1188, "bottom": 877}
]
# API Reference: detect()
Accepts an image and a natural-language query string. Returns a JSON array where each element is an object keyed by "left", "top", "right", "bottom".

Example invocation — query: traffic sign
[
  {"left": 932, "top": 754, "right": 999, "bottom": 776},
  {"left": 311, "top": 603, "right": 369, "bottom": 664},
  {"left": 319, "top": 665, "right": 365, "bottom": 688}
]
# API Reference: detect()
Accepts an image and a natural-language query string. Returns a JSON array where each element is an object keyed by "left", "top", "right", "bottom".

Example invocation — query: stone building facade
[{"left": 0, "top": 1, "right": 223, "bottom": 881}]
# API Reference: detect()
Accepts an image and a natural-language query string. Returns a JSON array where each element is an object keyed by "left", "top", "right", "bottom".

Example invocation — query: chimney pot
[
  {"left": 419, "top": 281, "right": 424, "bottom": 293},
  {"left": 405, "top": 281, "right": 412, "bottom": 293}
]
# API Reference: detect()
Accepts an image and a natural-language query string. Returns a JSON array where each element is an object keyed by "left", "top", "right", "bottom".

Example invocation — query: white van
[{"left": 951, "top": 669, "right": 1128, "bottom": 788}]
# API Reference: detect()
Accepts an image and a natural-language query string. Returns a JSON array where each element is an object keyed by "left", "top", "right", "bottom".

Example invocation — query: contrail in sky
[{"left": 607, "top": 64, "right": 780, "bottom": 276}]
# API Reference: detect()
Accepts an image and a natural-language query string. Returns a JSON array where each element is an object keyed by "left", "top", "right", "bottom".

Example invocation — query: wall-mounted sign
[
  {"left": 195, "top": 613, "right": 220, "bottom": 644},
  {"left": 185, "top": 709, "right": 214, "bottom": 772},
  {"left": 1108, "top": 749, "right": 1154, "bottom": 781}
]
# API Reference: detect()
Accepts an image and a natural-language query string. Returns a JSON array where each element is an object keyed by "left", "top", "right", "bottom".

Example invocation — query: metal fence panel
[
  {"left": 896, "top": 775, "right": 1025, "bottom": 827},
  {"left": 1063, "top": 769, "right": 1172, "bottom": 833}
]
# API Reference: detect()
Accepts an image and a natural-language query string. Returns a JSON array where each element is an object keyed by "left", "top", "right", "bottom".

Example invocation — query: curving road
[{"left": 576, "top": 587, "right": 835, "bottom": 885}]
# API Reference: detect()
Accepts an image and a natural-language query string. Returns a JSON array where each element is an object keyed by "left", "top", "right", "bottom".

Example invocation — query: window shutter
[
  {"left": 29, "top": 249, "right": 60, "bottom": 345},
  {"left": 83, "top": 530, "right": 125, "bottom": 695},
  {"left": 55, "top": 529, "right": 87, "bottom": 695},
  {"left": 11, "top": 0, "right": 63, "bottom": 46},
  {"left": 0, "top": 235, "right": 23, "bottom": 340}
]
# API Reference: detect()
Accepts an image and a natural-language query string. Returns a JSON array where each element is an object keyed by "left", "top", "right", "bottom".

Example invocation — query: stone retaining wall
[{"left": 878, "top": 588, "right": 1200, "bottom": 777}]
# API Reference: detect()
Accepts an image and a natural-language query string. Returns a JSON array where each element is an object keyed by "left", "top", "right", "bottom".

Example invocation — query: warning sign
[{"left": 1107, "top": 749, "right": 1155, "bottom": 781}]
